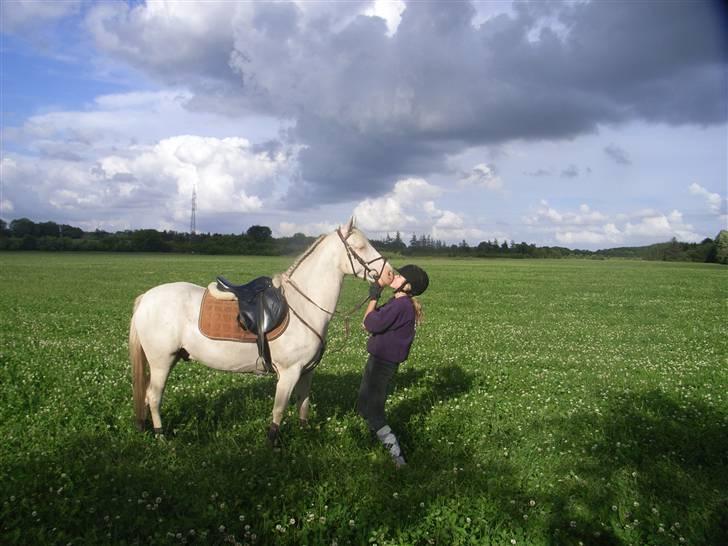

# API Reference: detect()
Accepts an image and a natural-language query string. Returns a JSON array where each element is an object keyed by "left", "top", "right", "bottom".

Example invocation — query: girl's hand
[{"left": 369, "top": 282, "right": 383, "bottom": 301}]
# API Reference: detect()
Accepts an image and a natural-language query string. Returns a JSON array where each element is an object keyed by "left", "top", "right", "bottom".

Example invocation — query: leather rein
[{"left": 281, "top": 228, "right": 388, "bottom": 352}]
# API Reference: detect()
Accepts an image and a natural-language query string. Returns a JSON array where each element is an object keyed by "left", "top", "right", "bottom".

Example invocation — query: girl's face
[
  {"left": 378, "top": 265, "right": 395, "bottom": 287},
  {"left": 389, "top": 274, "right": 409, "bottom": 291}
]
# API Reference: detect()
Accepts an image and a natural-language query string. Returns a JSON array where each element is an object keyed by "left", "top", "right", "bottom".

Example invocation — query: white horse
[{"left": 129, "top": 218, "right": 391, "bottom": 444}]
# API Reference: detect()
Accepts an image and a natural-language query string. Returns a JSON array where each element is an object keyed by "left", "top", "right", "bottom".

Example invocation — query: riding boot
[{"left": 376, "top": 425, "right": 406, "bottom": 467}]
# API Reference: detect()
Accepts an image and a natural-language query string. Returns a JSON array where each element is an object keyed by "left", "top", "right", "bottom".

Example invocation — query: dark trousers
[{"left": 357, "top": 354, "right": 399, "bottom": 432}]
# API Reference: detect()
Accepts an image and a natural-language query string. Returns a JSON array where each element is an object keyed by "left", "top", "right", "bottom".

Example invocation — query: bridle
[
  {"left": 336, "top": 227, "right": 389, "bottom": 282},
  {"left": 280, "top": 228, "right": 389, "bottom": 361}
]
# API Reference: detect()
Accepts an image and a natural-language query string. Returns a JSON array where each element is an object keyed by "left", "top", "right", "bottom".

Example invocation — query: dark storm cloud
[
  {"left": 282, "top": 0, "right": 725, "bottom": 203},
  {"left": 90, "top": 0, "right": 728, "bottom": 205}
]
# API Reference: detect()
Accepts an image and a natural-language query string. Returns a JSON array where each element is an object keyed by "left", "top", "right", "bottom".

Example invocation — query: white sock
[{"left": 376, "top": 425, "right": 401, "bottom": 458}]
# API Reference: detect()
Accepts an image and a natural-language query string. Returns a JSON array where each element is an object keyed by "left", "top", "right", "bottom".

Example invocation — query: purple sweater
[{"left": 364, "top": 296, "right": 416, "bottom": 364}]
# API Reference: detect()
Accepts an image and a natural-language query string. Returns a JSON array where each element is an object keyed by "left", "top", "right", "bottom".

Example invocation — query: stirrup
[{"left": 254, "top": 356, "right": 271, "bottom": 375}]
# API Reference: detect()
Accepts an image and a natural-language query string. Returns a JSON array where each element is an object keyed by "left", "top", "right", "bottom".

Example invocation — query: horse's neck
[{"left": 287, "top": 237, "right": 344, "bottom": 329}]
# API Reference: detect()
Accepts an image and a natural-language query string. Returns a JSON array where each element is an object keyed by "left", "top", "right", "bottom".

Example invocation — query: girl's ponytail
[{"left": 411, "top": 295, "right": 424, "bottom": 327}]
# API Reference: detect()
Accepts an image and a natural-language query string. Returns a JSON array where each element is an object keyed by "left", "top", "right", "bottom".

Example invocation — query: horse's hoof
[
  {"left": 267, "top": 423, "right": 282, "bottom": 448},
  {"left": 299, "top": 419, "right": 310, "bottom": 429},
  {"left": 153, "top": 428, "right": 165, "bottom": 440}
]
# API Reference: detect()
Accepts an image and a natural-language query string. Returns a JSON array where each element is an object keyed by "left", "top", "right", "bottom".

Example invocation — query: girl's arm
[
  {"left": 363, "top": 300, "right": 399, "bottom": 334},
  {"left": 363, "top": 299, "right": 378, "bottom": 320}
]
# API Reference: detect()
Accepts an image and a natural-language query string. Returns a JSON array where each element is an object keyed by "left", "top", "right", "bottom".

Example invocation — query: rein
[{"left": 281, "top": 228, "right": 387, "bottom": 354}]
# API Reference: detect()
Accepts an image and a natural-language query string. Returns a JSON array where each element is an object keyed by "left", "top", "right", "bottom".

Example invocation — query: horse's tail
[{"left": 129, "top": 294, "right": 149, "bottom": 431}]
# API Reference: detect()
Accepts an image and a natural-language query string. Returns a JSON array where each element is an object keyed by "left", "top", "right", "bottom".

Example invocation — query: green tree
[
  {"left": 392, "top": 231, "right": 406, "bottom": 252},
  {"left": 37, "top": 221, "right": 60, "bottom": 237},
  {"left": 714, "top": 230, "right": 728, "bottom": 264},
  {"left": 59, "top": 224, "right": 83, "bottom": 238},
  {"left": 131, "top": 229, "right": 169, "bottom": 252},
  {"left": 10, "top": 218, "right": 36, "bottom": 237},
  {"left": 246, "top": 225, "right": 272, "bottom": 242}
]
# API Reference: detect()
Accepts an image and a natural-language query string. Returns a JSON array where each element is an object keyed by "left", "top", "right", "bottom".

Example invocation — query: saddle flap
[{"left": 259, "top": 287, "right": 288, "bottom": 333}]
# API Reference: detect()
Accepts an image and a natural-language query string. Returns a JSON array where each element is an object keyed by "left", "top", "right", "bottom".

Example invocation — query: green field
[{"left": 1, "top": 252, "right": 726, "bottom": 545}]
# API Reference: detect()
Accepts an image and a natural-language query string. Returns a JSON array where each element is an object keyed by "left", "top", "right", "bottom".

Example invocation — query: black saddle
[{"left": 216, "top": 275, "right": 288, "bottom": 373}]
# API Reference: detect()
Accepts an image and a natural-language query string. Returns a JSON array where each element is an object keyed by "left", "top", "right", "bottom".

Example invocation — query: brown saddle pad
[{"left": 198, "top": 289, "right": 290, "bottom": 343}]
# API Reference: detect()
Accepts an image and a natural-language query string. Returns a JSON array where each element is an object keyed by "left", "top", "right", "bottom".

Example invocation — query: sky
[{"left": 1, "top": 0, "right": 727, "bottom": 250}]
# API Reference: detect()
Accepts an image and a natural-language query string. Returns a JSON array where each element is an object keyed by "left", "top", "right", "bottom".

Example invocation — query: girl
[{"left": 357, "top": 264, "right": 428, "bottom": 467}]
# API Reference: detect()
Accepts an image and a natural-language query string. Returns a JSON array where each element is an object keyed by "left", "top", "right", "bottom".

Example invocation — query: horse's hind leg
[
  {"left": 268, "top": 366, "right": 302, "bottom": 446},
  {"left": 293, "top": 371, "right": 314, "bottom": 427},
  {"left": 146, "top": 355, "right": 175, "bottom": 436}
]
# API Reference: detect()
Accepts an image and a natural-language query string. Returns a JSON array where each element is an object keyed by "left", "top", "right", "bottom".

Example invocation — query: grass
[{"left": 1, "top": 252, "right": 726, "bottom": 545}]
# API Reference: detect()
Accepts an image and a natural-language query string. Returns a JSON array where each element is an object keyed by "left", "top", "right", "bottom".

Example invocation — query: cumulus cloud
[
  {"left": 431, "top": 209, "right": 488, "bottom": 242},
  {"left": 526, "top": 201, "right": 608, "bottom": 226},
  {"left": 85, "top": 1, "right": 237, "bottom": 84},
  {"left": 459, "top": 163, "right": 503, "bottom": 190},
  {"left": 689, "top": 182, "right": 723, "bottom": 215},
  {"left": 353, "top": 178, "right": 439, "bottom": 232},
  {"left": 351, "top": 177, "right": 487, "bottom": 242},
  {"left": 525, "top": 201, "right": 703, "bottom": 247},
  {"left": 2, "top": 135, "right": 289, "bottom": 231},
  {"left": 364, "top": 0, "right": 406, "bottom": 36}
]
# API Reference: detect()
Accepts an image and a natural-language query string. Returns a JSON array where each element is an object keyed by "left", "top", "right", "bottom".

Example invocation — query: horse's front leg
[
  {"left": 268, "top": 365, "right": 302, "bottom": 447},
  {"left": 293, "top": 370, "right": 315, "bottom": 428}
]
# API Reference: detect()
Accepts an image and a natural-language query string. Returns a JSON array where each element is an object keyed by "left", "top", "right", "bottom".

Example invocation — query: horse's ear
[{"left": 342, "top": 216, "right": 355, "bottom": 237}]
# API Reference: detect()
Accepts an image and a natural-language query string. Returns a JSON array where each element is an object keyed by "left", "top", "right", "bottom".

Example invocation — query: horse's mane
[
  {"left": 277, "top": 233, "right": 327, "bottom": 282},
  {"left": 276, "top": 224, "right": 363, "bottom": 285}
]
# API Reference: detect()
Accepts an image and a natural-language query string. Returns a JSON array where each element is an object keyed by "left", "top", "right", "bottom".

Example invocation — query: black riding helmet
[{"left": 396, "top": 264, "right": 429, "bottom": 296}]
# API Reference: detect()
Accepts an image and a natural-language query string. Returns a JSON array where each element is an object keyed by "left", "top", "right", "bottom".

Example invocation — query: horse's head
[{"left": 336, "top": 218, "right": 392, "bottom": 283}]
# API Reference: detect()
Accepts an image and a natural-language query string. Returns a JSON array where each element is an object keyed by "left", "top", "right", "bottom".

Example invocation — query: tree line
[{"left": 1, "top": 217, "right": 726, "bottom": 264}]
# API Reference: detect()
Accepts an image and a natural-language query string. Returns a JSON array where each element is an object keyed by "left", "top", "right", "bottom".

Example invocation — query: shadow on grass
[
  {"left": 2, "top": 364, "right": 530, "bottom": 544},
  {"left": 165, "top": 363, "right": 454, "bottom": 442},
  {"left": 3, "top": 377, "right": 726, "bottom": 545},
  {"left": 536, "top": 390, "right": 728, "bottom": 545}
]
